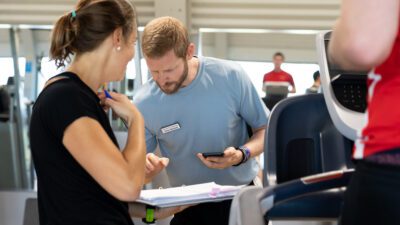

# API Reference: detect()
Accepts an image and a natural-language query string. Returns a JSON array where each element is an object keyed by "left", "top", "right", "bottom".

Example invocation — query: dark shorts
[
  {"left": 170, "top": 199, "right": 232, "bottom": 225},
  {"left": 170, "top": 181, "right": 254, "bottom": 225},
  {"left": 339, "top": 160, "right": 400, "bottom": 225}
]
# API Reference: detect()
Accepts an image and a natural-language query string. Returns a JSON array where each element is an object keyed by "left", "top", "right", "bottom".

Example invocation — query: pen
[
  {"left": 104, "top": 89, "right": 112, "bottom": 99},
  {"left": 103, "top": 87, "right": 129, "bottom": 129}
]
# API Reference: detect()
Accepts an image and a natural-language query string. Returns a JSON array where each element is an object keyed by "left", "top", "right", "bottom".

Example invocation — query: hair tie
[{"left": 71, "top": 10, "right": 77, "bottom": 18}]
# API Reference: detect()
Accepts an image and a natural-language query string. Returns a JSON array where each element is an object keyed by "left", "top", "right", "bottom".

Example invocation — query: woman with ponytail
[{"left": 29, "top": 0, "right": 186, "bottom": 224}]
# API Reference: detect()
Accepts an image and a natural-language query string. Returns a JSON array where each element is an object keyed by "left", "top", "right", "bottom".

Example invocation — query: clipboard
[{"left": 135, "top": 182, "right": 245, "bottom": 208}]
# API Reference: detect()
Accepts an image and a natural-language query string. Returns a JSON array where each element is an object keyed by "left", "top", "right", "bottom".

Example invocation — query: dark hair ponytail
[
  {"left": 50, "top": 0, "right": 137, "bottom": 68},
  {"left": 50, "top": 13, "right": 77, "bottom": 68}
]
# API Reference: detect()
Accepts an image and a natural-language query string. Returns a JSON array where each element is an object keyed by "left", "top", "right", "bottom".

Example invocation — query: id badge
[{"left": 160, "top": 122, "right": 181, "bottom": 134}]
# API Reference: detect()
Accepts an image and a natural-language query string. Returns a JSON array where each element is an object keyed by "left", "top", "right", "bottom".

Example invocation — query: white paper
[{"left": 136, "top": 182, "right": 244, "bottom": 208}]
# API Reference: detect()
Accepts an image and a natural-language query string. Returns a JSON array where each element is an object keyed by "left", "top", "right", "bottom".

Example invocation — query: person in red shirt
[
  {"left": 329, "top": 0, "right": 400, "bottom": 224},
  {"left": 261, "top": 52, "right": 296, "bottom": 110},
  {"left": 262, "top": 52, "right": 296, "bottom": 95}
]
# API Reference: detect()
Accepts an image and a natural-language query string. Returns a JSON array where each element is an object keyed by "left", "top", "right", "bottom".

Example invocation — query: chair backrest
[
  {"left": 23, "top": 198, "right": 39, "bottom": 225},
  {"left": 264, "top": 94, "right": 354, "bottom": 186},
  {"left": 229, "top": 186, "right": 264, "bottom": 225}
]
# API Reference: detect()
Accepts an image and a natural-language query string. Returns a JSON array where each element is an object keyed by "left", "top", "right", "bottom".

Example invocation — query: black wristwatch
[
  {"left": 233, "top": 146, "right": 251, "bottom": 166},
  {"left": 142, "top": 205, "right": 156, "bottom": 224}
]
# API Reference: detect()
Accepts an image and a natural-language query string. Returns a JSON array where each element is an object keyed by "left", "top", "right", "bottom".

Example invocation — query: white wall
[{"left": 0, "top": 0, "right": 340, "bottom": 62}]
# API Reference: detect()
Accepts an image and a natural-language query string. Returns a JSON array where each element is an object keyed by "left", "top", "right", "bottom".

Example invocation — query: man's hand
[
  {"left": 145, "top": 153, "right": 169, "bottom": 183},
  {"left": 197, "top": 147, "right": 243, "bottom": 169}
]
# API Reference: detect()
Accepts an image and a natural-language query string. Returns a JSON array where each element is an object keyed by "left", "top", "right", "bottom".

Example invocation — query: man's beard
[{"left": 157, "top": 60, "right": 188, "bottom": 94}]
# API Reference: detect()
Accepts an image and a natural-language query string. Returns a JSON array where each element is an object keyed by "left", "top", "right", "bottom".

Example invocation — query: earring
[{"left": 116, "top": 46, "right": 121, "bottom": 51}]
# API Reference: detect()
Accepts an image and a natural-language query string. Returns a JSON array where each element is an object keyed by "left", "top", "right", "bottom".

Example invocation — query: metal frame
[
  {"left": 316, "top": 31, "right": 366, "bottom": 141},
  {"left": 8, "top": 26, "right": 30, "bottom": 189}
]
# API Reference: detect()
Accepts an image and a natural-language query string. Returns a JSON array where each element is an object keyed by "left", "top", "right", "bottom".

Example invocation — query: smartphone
[{"left": 202, "top": 152, "right": 225, "bottom": 158}]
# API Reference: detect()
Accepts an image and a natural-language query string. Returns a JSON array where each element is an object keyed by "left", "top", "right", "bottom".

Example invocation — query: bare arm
[
  {"left": 329, "top": 0, "right": 399, "bottom": 71},
  {"left": 63, "top": 93, "right": 146, "bottom": 201}
]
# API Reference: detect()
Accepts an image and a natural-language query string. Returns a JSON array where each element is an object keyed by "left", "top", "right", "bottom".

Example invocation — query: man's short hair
[
  {"left": 313, "top": 70, "right": 320, "bottom": 81},
  {"left": 273, "top": 52, "right": 285, "bottom": 60},
  {"left": 142, "top": 16, "right": 189, "bottom": 59}
]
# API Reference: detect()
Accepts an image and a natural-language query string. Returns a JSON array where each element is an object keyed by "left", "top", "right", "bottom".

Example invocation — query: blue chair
[
  {"left": 259, "top": 30, "right": 367, "bottom": 222},
  {"left": 230, "top": 93, "right": 354, "bottom": 225},
  {"left": 262, "top": 93, "right": 353, "bottom": 221},
  {"left": 229, "top": 31, "right": 367, "bottom": 225}
]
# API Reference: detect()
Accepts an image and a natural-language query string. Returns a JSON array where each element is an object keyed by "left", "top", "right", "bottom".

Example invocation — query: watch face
[{"left": 239, "top": 146, "right": 251, "bottom": 162}]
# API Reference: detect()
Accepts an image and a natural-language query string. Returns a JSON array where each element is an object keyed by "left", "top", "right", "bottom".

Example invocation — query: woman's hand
[
  {"left": 98, "top": 91, "right": 111, "bottom": 112},
  {"left": 101, "top": 91, "right": 143, "bottom": 127}
]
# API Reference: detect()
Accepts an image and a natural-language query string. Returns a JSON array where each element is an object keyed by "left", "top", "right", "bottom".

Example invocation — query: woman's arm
[
  {"left": 329, "top": 0, "right": 399, "bottom": 71},
  {"left": 63, "top": 93, "right": 146, "bottom": 201}
]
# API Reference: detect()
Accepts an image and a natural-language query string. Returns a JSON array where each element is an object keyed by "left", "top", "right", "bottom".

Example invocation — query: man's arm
[
  {"left": 241, "top": 126, "right": 266, "bottom": 158},
  {"left": 289, "top": 85, "right": 296, "bottom": 93},
  {"left": 288, "top": 74, "right": 296, "bottom": 93},
  {"left": 197, "top": 63, "right": 268, "bottom": 169},
  {"left": 197, "top": 127, "right": 266, "bottom": 169},
  {"left": 329, "top": 0, "right": 399, "bottom": 71},
  {"left": 262, "top": 74, "right": 268, "bottom": 93}
]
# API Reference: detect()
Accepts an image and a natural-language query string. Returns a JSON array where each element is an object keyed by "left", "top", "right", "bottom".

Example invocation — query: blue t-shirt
[{"left": 133, "top": 56, "right": 269, "bottom": 186}]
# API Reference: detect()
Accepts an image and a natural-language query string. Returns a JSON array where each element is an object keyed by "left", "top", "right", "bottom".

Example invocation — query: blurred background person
[{"left": 305, "top": 70, "right": 320, "bottom": 94}]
